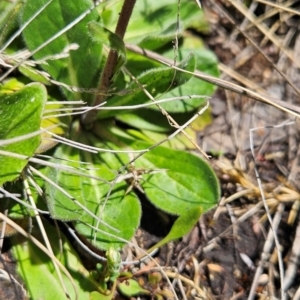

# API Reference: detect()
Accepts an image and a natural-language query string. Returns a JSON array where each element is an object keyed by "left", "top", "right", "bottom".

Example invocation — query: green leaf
[
  {"left": 118, "top": 279, "right": 150, "bottom": 297},
  {"left": 0, "top": 78, "right": 25, "bottom": 93},
  {"left": 130, "top": 108, "right": 212, "bottom": 151},
  {"left": 0, "top": 83, "right": 46, "bottom": 185},
  {"left": 11, "top": 220, "right": 99, "bottom": 300},
  {"left": 153, "top": 207, "right": 203, "bottom": 249},
  {"left": 125, "top": 51, "right": 162, "bottom": 78},
  {"left": 91, "top": 124, "right": 219, "bottom": 246},
  {"left": 21, "top": 0, "right": 103, "bottom": 102},
  {"left": 116, "top": 109, "right": 171, "bottom": 133},
  {"left": 125, "top": 36, "right": 219, "bottom": 116},
  {"left": 18, "top": 65, "right": 51, "bottom": 85},
  {"left": 137, "top": 20, "right": 184, "bottom": 51},
  {"left": 75, "top": 137, "right": 141, "bottom": 251},
  {"left": 45, "top": 132, "right": 141, "bottom": 251},
  {"left": 98, "top": 53, "right": 196, "bottom": 119},
  {"left": 130, "top": 141, "right": 220, "bottom": 245},
  {"left": 132, "top": 142, "right": 220, "bottom": 212}
]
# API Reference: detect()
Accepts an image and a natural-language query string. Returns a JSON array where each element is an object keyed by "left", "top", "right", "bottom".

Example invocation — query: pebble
[{"left": 258, "top": 274, "right": 269, "bottom": 286}]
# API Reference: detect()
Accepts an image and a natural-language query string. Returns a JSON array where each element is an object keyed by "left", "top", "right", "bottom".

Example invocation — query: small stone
[{"left": 258, "top": 274, "right": 269, "bottom": 286}]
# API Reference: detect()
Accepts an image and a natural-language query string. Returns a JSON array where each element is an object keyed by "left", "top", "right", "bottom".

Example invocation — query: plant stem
[{"left": 81, "top": 0, "right": 136, "bottom": 128}]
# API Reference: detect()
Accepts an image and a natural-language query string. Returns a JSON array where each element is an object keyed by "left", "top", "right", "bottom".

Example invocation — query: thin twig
[
  {"left": 283, "top": 217, "right": 300, "bottom": 291},
  {"left": 248, "top": 122, "right": 289, "bottom": 300}
]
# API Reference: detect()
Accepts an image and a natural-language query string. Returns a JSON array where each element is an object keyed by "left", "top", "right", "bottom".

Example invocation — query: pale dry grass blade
[
  {"left": 255, "top": 0, "right": 300, "bottom": 16},
  {"left": 227, "top": 0, "right": 300, "bottom": 69},
  {"left": 248, "top": 120, "right": 298, "bottom": 300},
  {"left": 244, "top": 0, "right": 297, "bottom": 32},
  {"left": 283, "top": 217, "right": 300, "bottom": 291},
  {"left": 247, "top": 204, "right": 285, "bottom": 300},
  {"left": 214, "top": 0, "right": 300, "bottom": 97},
  {"left": 23, "top": 175, "right": 69, "bottom": 299},
  {"left": 0, "top": 187, "right": 49, "bottom": 214}
]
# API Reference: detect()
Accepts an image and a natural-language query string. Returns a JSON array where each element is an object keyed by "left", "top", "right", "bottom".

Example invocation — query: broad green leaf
[
  {"left": 127, "top": 0, "right": 209, "bottom": 42},
  {"left": 0, "top": 83, "right": 46, "bottom": 185},
  {"left": 98, "top": 53, "right": 196, "bottom": 119},
  {"left": 116, "top": 109, "right": 172, "bottom": 133},
  {"left": 116, "top": 43, "right": 217, "bottom": 138},
  {"left": 91, "top": 124, "right": 219, "bottom": 246},
  {"left": 126, "top": 107, "right": 213, "bottom": 150},
  {"left": 75, "top": 135, "right": 141, "bottom": 250},
  {"left": 21, "top": 0, "right": 103, "bottom": 102},
  {"left": 137, "top": 20, "right": 183, "bottom": 51},
  {"left": 126, "top": 129, "right": 156, "bottom": 143},
  {"left": 128, "top": 141, "right": 220, "bottom": 245},
  {"left": 45, "top": 132, "right": 141, "bottom": 250},
  {"left": 116, "top": 104, "right": 212, "bottom": 151},
  {"left": 88, "top": 22, "right": 125, "bottom": 53},
  {"left": 125, "top": 51, "right": 162, "bottom": 78},
  {"left": 11, "top": 220, "right": 99, "bottom": 300},
  {"left": 131, "top": 142, "right": 220, "bottom": 213},
  {"left": 127, "top": 127, "right": 195, "bottom": 151},
  {"left": 121, "top": 47, "right": 219, "bottom": 114}
]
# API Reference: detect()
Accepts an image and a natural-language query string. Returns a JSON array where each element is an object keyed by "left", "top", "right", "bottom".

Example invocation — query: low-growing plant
[{"left": 0, "top": 0, "right": 220, "bottom": 298}]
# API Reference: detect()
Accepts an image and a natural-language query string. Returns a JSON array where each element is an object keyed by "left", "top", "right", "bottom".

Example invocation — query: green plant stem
[{"left": 82, "top": 0, "right": 136, "bottom": 128}]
